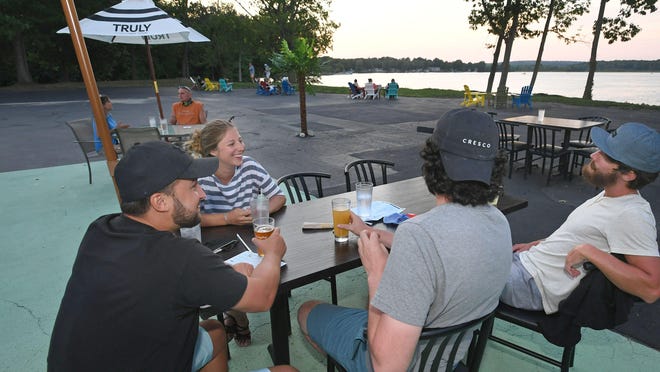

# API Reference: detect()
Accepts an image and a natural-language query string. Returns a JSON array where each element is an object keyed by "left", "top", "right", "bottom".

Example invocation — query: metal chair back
[
  {"left": 328, "top": 311, "right": 495, "bottom": 372},
  {"left": 65, "top": 118, "right": 101, "bottom": 184},
  {"left": 344, "top": 159, "right": 395, "bottom": 192},
  {"left": 115, "top": 127, "right": 161, "bottom": 154},
  {"left": 276, "top": 172, "right": 331, "bottom": 205}
]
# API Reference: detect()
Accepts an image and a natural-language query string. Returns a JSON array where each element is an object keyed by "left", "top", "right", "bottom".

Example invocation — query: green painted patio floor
[{"left": 1, "top": 162, "right": 658, "bottom": 371}]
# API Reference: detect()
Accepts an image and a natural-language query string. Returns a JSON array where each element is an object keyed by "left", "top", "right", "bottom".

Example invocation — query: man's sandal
[{"left": 223, "top": 312, "right": 252, "bottom": 347}]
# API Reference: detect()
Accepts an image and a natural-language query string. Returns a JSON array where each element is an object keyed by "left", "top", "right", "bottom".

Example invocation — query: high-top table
[
  {"left": 202, "top": 176, "right": 527, "bottom": 364},
  {"left": 501, "top": 115, "right": 605, "bottom": 178}
]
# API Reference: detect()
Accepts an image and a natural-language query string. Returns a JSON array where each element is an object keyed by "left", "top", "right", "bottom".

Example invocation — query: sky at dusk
[{"left": 220, "top": 0, "right": 660, "bottom": 62}]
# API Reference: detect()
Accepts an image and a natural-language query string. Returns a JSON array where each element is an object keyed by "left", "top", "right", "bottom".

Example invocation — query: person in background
[
  {"left": 169, "top": 86, "right": 207, "bottom": 125},
  {"left": 386, "top": 78, "right": 399, "bottom": 90},
  {"left": 47, "top": 141, "right": 296, "bottom": 372},
  {"left": 297, "top": 109, "right": 511, "bottom": 371},
  {"left": 249, "top": 62, "right": 256, "bottom": 83},
  {"left": 500, "top": 122, "right": 660, "bottom": 315},
  {"left": 92, "top": 94, "right": 130, "bottom": 153},
  {"left": 187, "top": 119, "right": 286, "bottom": 347},
  {"left": 264, "top": 63, "right": 271, "bottom": 80},
  {"left": 353, "top": 79, "right": 365, "bottom": 97}
]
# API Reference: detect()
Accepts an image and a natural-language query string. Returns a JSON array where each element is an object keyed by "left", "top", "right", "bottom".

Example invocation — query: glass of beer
[
  {"left": 331, "top": 198, "right": 351, "bottom": 243},
  {"left": 253, "top": 217, "right": 275, "bottom": 256}
]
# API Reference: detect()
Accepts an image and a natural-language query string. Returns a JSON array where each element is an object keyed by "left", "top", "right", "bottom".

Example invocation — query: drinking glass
[
  {"left": 331, "top": 198, "right": 351, "bottom": 243},
  {"left": 253, "top": 217, "right": 275, "bottom": 256},
  {"left": 537, "top": 109, "right": 546, "bottom": 121},
  {"left": 179, "top": 223, "right": 201, "bottom": 242},
  {"left": 355, "top": 182, "right": 373, "bottom": 219}
]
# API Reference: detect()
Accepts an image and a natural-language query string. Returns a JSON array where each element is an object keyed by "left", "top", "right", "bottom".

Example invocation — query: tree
[
  {"left": 252, "top": 0, "right": 338, "bottom": 56},
  {"left": 270, "top": 38, "right": 322, "bottom": 137},
  {"left": 583, "top": 0, "right": 657, "bottom": 100},
  {"left": 528, "top": 0, "right": 589, "bottom": 90}
]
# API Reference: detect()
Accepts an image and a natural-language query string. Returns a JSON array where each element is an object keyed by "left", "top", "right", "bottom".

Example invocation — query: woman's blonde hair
[{"left": 187, "top": 119, "right": 235, "bottom": 157}]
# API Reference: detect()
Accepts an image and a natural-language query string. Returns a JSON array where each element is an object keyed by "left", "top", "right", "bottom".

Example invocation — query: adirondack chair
[
  {"left": 281, "top": 79, "right": 295, "bottom": 95},
  {"left": 203, "top": 77, "right": 219, "bottom": 91},
  {"left": 218, "top": 78, "right": 233, "bottom": 92},
  {"left": 460, "top": 85, "right": 485, "bottom": 107},
  {"left": 386, "top": 83, "right": 399, "bottom": 99},
  {"left": 512, "top": 85, "right": 533, "bottom": 109},
  {"left": 348, "top": 82, "right": 362, "bottom": 99}
]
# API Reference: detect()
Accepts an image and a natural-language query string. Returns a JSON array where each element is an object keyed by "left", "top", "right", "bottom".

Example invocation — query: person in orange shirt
[{"left": 169, "top": 86, "right": 207, "bottom": 125}]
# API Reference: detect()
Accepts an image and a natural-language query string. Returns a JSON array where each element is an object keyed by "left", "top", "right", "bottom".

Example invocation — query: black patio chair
[
  {"left": 344, "top": 159, "right": 395, "bottom": 192},
  {"left": 528, "top": 126, "right": 570, "bottom": 185},
  {"left": 328, "top": 311, "right": 495, "bottom": 372},
  {"left": 277, "top": 172, "right": 331, "bottom": 205},
  {"left": 569, "top": 116, "right": 611, "bottom": 149},
  {"left": 496, "top": 120, "right": 530, "bottom": 178}
]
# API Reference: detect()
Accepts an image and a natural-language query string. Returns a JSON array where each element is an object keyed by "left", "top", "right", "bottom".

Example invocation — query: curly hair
[
  {"left": 186, "top": 119, "right": 234, "bottom": 157},
  {"left": 420, "top": 138, "right": 507, "bottom": 206}
]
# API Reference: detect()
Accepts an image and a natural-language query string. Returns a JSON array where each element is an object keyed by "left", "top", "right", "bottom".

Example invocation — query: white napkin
[
  {"left": 225, "top": 250, "right": 286, "bottom": 267},
  {"left": 351, "top": 201, "right": 404, "bottom": 222}
]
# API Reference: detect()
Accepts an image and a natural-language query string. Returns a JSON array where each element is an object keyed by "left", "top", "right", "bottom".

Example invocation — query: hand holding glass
[
  {"left": 332, "top": 198, "right": 351, "bottom": 243},
  {"left": 253, "top": 217, "right": 275, "bottom": 256}
]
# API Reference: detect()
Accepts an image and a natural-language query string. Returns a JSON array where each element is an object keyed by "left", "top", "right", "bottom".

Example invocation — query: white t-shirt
[{"left": 520, "top": 191, "right": 658, "bottom": 313}]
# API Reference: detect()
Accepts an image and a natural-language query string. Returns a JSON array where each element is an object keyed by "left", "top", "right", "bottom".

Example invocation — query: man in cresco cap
[
  {"left": 48, "top": 141, "right": 296, "bottom": 372},
  {"left": 297, "top": 109, "right": 512, "bottom": 371},
  {"left": 501, "top": 122, "right": 660, "bottom": 314}
]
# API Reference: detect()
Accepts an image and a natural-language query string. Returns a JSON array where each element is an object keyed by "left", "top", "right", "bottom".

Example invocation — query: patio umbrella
[{"left": 57, "top": 0, "right": 210, "bottom": 119}]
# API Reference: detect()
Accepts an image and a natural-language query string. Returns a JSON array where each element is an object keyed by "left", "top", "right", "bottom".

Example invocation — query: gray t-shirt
[{"left": 371, "top": 203, "right": 512, "bottom": 370}]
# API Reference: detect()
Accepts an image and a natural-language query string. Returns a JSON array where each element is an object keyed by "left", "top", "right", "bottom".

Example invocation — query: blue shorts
[
  {"left": 306, "top": 303, "right": 372, "bottom": 372},
  {"left": 192, "top": 326, "right": 213, "bottom": 371}
]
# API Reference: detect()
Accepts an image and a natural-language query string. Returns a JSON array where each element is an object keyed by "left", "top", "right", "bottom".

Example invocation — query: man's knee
[
  {"left": 297, "top": 300, "right": 324, "bottom": 335},
  {"left": 200, "top": 319, "right": 228, "bottom": 356}
]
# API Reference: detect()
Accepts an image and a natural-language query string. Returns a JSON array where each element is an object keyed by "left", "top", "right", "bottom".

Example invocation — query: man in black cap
[
  {"left": 48, "top": 141, "right": 292, "bottom": 372},
  {"left": 501, "top": 122, "right": 660, "bottom": 314},
  {"left": 297, "top": 109, "right": 511, "bottom": 371}
]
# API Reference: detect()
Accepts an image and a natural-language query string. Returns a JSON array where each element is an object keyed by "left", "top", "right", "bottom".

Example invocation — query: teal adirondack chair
[
  {"left": 512, "top": 85, "right": 533, "bottom": 109},
  {"left": 386, "top": 83, "right": 399, "bottom": 99},
  {"left": 219, "top": 78, "right": 233, "bottom": 92}
]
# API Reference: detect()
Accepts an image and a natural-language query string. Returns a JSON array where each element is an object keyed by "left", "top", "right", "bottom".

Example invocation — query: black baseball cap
[
  {"left": 115, "top": 141, "right": 218, "bottom": 202},
  {"left": 430, "top": 109, "right": 498, "bottom": 184}
]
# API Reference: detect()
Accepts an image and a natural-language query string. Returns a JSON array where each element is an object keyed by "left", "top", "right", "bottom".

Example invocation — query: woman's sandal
[{"left": 224, "top": 312, "right": 252, "bottom": 347}]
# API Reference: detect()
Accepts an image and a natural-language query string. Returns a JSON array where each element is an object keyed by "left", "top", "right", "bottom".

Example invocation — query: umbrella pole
[
  {"left": 144, "top": 37, "right": 165, "bottom": 119},
  {"left": 60, "top": 0, "right": 121, "bottom": 203}
]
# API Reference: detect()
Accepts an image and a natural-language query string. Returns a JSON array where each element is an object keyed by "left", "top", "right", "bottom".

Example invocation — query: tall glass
[
  {"left": 331, "top": 198, "right": 351, "bottom": 243},
  {"left": 355, "top": 182, "right": 373, "bottom": 219}
]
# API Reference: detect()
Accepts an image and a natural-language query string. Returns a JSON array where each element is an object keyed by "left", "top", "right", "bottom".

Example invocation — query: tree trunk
[
  {"left": 13, "top": 33, "right": 33, "bottom": 84},
  {"left": 238, "top": 53, "right": 243, "bottom": 82},
  {"left": 583, "top": 0, "right": 607, "bottom": 100},
  {"left": 530, "top": 0, "right": 555, "bottom": 90},
  {"left": 496, "top": 1, "right": 519, "bottom": 109},
  {"left": 486, "top": 35, "right": 504, "bottom": 95},
  {"left": 182, "top": 43, "right": 190, "bottom": 78},
  {"left": 297, "top": 72, "right": 308, "bottom": 136}
]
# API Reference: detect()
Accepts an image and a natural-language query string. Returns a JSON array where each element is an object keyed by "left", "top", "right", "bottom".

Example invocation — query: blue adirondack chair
[
  {"left": 219, "top": 78, "right": 233, "bottom": 92},
  {"left": 282, "top": 79, "right": 295, "bottom": 95},
  {"left": 512, "top": 85, "right": 533, "bottom": 109},
  {"left": 348, "top": 82, "right": 362, "bottom": 99}
]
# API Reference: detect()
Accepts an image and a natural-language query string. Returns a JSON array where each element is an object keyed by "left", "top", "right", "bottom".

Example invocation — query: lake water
[{"left": 320, "top": 71, "right": 660, "bottom": 106}]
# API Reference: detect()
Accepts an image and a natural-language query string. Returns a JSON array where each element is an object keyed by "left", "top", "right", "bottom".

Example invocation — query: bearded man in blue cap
[{"left": 500, "top": 122, "right": 660, "bottom": 314}]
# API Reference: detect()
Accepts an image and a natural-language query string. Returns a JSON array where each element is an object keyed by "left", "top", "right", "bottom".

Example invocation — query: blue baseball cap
[{"left": 590, "top": 122, "right": 660, "bottom": 173}]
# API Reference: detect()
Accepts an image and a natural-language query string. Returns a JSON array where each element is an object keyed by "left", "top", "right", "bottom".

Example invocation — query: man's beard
[
  {"left": 172, "top": 196, "right": 201, "bottom": 228},
  {"left": 582, "top": 160, "right": 618, "bottom": 188}
]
